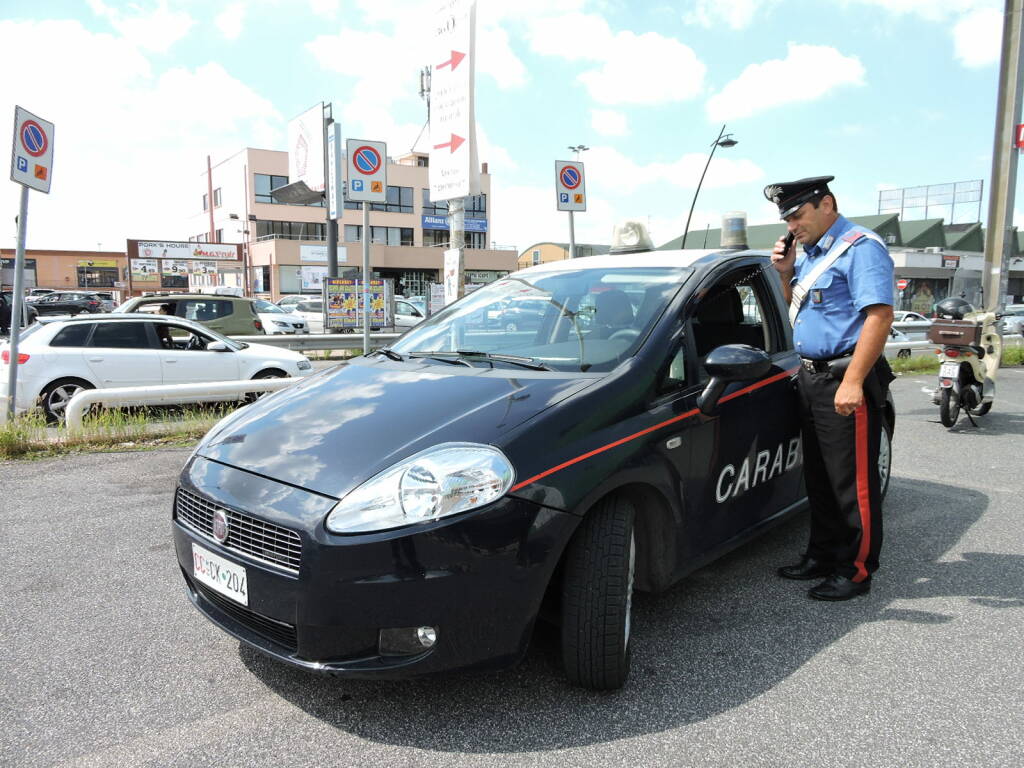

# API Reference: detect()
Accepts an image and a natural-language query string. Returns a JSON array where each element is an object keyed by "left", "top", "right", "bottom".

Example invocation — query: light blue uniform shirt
[{"left": 791, "top": 215, "right": 894, "bottom": 360}]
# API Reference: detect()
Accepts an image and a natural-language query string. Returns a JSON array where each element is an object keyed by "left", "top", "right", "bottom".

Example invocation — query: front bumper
[{"left": 173, "top": 456, "right": 578, "bottom": 678}]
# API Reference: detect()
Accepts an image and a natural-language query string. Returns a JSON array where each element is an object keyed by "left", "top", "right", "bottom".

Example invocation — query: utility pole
[
  {"left": 983, "top": 0, "right": 1023, "bottom": 314},
  {"left": 567, "top": 144, "right": 589, "bottom": 258},
  {"left": 323, "top": 103, "right": 339, "bottom": 279}
]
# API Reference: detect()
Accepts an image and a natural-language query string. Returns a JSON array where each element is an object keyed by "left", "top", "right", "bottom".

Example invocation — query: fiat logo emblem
[{"left": 212, "top": 509, "right": 229, "bottom": 543}]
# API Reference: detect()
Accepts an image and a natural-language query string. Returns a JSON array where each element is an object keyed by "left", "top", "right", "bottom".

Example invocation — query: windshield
[
  {"left": 297, "top": 300, "right": 322, "bottom": 312},
  {"left": 254, "top": 299, "right": 286, "bottom": 314},
  {"left": 390, "top": 266, "right": 692, "bottom": 373}
]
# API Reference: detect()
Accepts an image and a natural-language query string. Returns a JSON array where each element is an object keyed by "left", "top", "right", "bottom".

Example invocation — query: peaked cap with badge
[{"left": 763, "top": 176, "right": 835, "bottom": 219}]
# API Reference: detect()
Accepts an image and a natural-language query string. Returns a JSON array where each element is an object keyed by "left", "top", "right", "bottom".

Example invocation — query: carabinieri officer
[{"left": 767, "top": 176, "right": 895, "bottom": 601}]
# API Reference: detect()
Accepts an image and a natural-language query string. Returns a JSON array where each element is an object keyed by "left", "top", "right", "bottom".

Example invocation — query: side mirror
[
  {"left": 697, "top": 344, "right": 772, "bottom": 416},
  {"left": 207, "top": 341, "right": 229, "bottom": 352}
]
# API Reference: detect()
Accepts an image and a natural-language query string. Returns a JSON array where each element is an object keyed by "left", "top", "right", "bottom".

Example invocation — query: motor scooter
[{"left": 929, "top": 297, "right": 1001, "bottom": 427}]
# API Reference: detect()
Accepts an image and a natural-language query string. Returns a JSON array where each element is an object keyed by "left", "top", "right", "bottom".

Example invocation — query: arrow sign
[
  {"left": 437, "top": 50, "right": 466, "bottom": 70},
  {"left": 433, "top": 133, "right": 465, "bottom": 153}
]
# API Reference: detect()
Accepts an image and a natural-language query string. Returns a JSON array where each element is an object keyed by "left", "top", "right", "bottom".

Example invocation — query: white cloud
[
  {"left": 591, "top": 109, "right": 629, "bottom": 137},
  {"left": 707, "top": 44, "right": 865, "bottom": 122},
  {"left": 0, "top": 19, "right": 282, "bottom": 250},
  {"left": 585, "top": 146, "right": 763, "bottom": 196},
  {"left": 309, "top": 0, "right": 341, "bottom": 17},
  {"left": 215, "top": 3, "right": 246, "bottom": 41},
  {"left": 684, "top": 0, "right": 778, "bottom": 29},
  {"left": 840, "top": 0, "right": 990, "bottom": 23},
  {"left": 953, "top": 7, "right": 1002, "bottom": 67},
  {"left": 87, "top": 0, "right": 195, "bottom": 53},
  {"left": 578, "top": 32, "right": 705, "bottom": 105},
  {"left": 528, "top": 14, "right": 704, "bottom": 105}
]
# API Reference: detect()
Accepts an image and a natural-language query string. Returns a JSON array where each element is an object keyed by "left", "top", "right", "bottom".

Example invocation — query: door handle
[
  {"left": 165, "top": 359, "right": 178, "bottom": 363},
  {"left": 88, "top": 357, "right": 104, "bottom": 362}
]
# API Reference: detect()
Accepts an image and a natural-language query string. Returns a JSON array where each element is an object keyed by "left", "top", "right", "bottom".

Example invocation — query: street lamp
[
  {"left": 568, "top": 144, "right": 589, "bottom": 160},
  {"left": 681, "top": 124, "right": 737, "bottom": 249}
]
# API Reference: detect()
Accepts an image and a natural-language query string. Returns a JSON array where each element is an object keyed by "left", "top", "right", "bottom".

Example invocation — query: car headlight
[
  {"left": 272, "top": 320, "right": 289, "bottom": 327},
  {"left": 325, "top": 443, "right": 515, "bottom": 534},
  {"left": 296, "top": 359, "right": 312, "bottom": 370}
]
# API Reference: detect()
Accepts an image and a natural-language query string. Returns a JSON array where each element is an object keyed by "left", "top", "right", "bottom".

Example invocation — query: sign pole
[
  {"left": 5, "top": 186, "right": 29, "bottom": 422},
  {"left": 362, "top": 201, "right": 370, "bottom": 353},
  {"left": 448, "top": 197, "right": 466, "bottom": 298},
  {"left": 568, "top": 211, "right": 576, "bottom": 259}
]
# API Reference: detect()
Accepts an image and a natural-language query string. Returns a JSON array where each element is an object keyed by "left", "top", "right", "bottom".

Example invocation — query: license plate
[
  {"left": 192, "top": 543, "right": 248, "bottom": 606},
  {"left": 940, "top": 362, "right": 959, "bottom": 378}
]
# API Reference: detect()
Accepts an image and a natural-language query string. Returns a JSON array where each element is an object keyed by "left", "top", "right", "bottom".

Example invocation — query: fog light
[
  {"left": 417, "top": 626, "right": 437, "bottom": 648},
  {"left": 378, "top": 626, "right": 439, "bottom": 656}
]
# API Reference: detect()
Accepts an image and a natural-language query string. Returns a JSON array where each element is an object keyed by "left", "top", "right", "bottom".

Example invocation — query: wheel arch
[{"left": 251, "top": 367, "right": 288, "bottom": 379}]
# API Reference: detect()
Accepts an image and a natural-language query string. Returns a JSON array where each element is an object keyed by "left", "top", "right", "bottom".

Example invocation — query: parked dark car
[
  {"left": 173, "top": 246, "right": 895, "bottom": 691},
  {"left": 30, "top": 291, "right": 105, "bottom": 316},
  {"left": 1, "top": 291, "right": 40, "bottom": 333}
]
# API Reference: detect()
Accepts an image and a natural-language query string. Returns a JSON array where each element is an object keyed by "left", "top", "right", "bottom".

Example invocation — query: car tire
[
  {"left": 39, "top": 378, "right": 94, "bottom": 424},
  {"left": 245, "top": 369, "right": 288, "bottom": 403},
  {"left": 505, "top": 321, "right": 518, "bottom": 332},
  {"left": 560, "top": 494, "right": 636, "bottom": 691}
]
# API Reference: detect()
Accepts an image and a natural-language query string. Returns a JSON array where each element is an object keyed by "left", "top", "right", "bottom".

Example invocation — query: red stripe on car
[{"left": 510, "top": 367, "right": 798, "bottom": 492}]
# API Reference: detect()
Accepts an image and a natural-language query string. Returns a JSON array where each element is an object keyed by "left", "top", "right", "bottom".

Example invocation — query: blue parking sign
[
  {"left": 559, "top": 192, "right": 569, "bottom": 203},
  {"left": 16, "top": 156, "right": 28, "bottom": 173},
  {"left": 352, "top": 179, "right": 364, "bottom": 191}
]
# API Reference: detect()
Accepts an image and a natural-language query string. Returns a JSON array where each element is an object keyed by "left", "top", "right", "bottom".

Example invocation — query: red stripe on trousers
[{"left": 852, "top": 403, "right": 871, "bottom": 582}]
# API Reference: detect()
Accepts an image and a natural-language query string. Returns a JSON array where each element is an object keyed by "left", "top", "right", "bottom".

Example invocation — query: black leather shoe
[
  {"left": 777, "top": 556, "right": 833, "bottom": 581},
  {"left": 808, "top": 575, "right": 871, "bottom": 601}
]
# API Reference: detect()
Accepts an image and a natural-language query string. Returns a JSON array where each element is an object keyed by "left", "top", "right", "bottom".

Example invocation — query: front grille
[
  {"left": 190, "top": 577, "right": 297, "bottom": 651},
  {"left": 175, "top": 488, "right": 302, "bottom": 574},
  {"left": 294, "top": 323, "right": 304, "bottom": 329}
]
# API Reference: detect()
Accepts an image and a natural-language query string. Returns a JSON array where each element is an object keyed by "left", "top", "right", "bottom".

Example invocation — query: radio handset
[{"left": 783, "top": 232, "right": 795, "bottom": 255}]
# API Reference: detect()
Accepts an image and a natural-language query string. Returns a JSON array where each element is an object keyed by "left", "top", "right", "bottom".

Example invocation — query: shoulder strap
[{"left": 788, "top": 230, "right": 885, "bottom": 325}]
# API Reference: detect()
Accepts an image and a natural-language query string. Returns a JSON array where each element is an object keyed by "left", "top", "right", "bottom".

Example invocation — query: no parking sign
[
  {"left": 10, "top": 106, "right": 54, "bottom": 193},
  {"left": 555, "top": 161, "right": 586, "bottom": 211}
]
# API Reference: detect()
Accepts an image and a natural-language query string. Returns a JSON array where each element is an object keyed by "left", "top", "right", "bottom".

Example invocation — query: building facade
[
  {"left": 1, "top": 248, "right": 129, "bottom": 297},
  {"left": 189, "top": 148, "right": 516, "bottom": 300},
  {"left": 516, "top": 242, "right": 610, "bottom": 271}
]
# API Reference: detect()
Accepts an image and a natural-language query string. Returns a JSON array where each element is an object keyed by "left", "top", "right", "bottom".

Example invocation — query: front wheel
[
  {"left": 969, "top": 401, "right": 992, "bottom": 417},
  {"left": 561, "top": 495, "right": 636, "bottom": 691},
  {"left": 39, "top": 379, "right": 94, "bottom": 424},
  {"left": 244, "top": 369, "right": 287, "bottom": 403},
  {"left": 939, "top": 387, "right": 960, "bottom": 428},
  {"left": 897, "top": 349, "right": 911, "bottom": 359},
  {"left": 879, "top": 417, "right": 893, "bottom": 501}
]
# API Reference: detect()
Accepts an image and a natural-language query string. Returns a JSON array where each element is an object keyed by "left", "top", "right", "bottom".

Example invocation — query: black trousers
[{"left": 797, "top": 359, "right": 890, "bottom": 582}]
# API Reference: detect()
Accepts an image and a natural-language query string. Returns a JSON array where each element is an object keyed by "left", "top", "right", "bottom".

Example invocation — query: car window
[
  {"left": 89, "top": 322, "right": 154, "bottom": 349},
  {"left": 396, "top": 301, "right": 418, "bottom": 315},
  {"left": 391, "top": 266, "right": 692, "bottom": 373},
  {"left": 180, "top": 299, "right": 233, "bottom": 322},
  {"left": 297, "top": 301, "right": 323, "bottom": 312},
  {"left": 50, "top": 324, "right": 94, "bottom": 347},
  {"left": 255, "top": 299, "right": 285, "bottom": 314},
  {"left": 159, "top": 323, "right": 215, "bottom": 350},
  {"left": 689, "top": 266, "right": 774, "bottom": 380}
]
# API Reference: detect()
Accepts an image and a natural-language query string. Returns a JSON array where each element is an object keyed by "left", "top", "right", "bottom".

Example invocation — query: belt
[{"left": 799, "top": 350, "right": 853, "bottom": 374}]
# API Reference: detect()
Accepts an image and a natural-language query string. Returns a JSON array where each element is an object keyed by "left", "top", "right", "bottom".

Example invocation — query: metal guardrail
[{"left": 64, "top": 378, "right": 299, "bottom": 429}]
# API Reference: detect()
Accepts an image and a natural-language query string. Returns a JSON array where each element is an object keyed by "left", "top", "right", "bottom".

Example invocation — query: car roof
[
  {"left": 38, "top": 312, "right": 213, "bottom": 331},
  {"left": 514, "top": 248, "right": 749, "bottom": 276},
  {"left": 130, "top": 293, "right": 250, "bottom": 301}
]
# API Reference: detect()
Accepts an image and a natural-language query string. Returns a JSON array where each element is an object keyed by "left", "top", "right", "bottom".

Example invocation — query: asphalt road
[{"left": 2, "top": 370, "right": 1023, "bottom": 767}]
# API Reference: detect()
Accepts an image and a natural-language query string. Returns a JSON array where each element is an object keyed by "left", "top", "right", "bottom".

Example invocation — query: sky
[{"left": 0, "top": 0, "right": 1016, "bottom": 255}]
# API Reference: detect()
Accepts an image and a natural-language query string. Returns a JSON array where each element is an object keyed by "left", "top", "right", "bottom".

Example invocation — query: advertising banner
[
  {"left": 324, "top": 278, "right": 391, "bottom": 328},
  {"left": 429, "top": 0, "right": 479, "bottom": 202},
  {"left": 301, "top": 266, "right": 328, "bottom": 291},
  {"left": 190, "top": 261, "right": 218, "bottom": 275},
  {"left": 288, "top": 102, "right": 325, "bottom": 193},
  {"left": 135, "top": 240, "right": 239, "bottom": 261},
  {"left": 421, "top": 214, "right": 487, "bottom": 232},
  {"left": 77, "top": 259, "right": 117, "bottom": 268},
  {"left": 162, "top": 260, "right": 190, "bottom": 277},
  {"left": 131, "top": 259, "right": 158, "bottom": 280},
  {"left": 901, "top": 278, "right": 949, "bottom": 314}
]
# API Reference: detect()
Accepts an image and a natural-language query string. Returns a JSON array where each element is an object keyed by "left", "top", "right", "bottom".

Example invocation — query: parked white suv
[{"left": 0, "top": 314, "right": 314, "bottom": 422}]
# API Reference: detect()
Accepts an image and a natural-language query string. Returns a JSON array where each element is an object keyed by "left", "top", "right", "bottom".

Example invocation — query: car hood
[{"left": 195, "top": 357, "right": 597, "bottom": 499}]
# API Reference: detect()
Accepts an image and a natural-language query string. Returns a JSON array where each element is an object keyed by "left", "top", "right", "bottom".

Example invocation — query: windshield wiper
[
  {"left": 410, "top": 350, "right": 551, "bottom": 370},
  {"left": 374, "top": 347, "right": 403, "bottom": 361},
  {"left": 455, "top": 350, "right": 551, "bottom": 370}
]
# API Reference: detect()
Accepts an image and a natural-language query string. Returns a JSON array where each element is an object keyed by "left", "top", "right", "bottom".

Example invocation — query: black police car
[{"left": 173, "top": 245, "right": 894, "bottom": 690}]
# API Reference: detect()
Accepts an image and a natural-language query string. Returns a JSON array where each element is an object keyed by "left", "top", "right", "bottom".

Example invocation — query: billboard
[{"left": 324, "top": 278, "right": 391, "bottom": 328}]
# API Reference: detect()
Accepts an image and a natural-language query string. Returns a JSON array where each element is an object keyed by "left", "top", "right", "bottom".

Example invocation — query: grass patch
[
  {"left": 890, "top": 355, "right": 941, "bottom": 374},
  {"left": 0, "top": 403, "right": 235, "bottom": 460},
  {"left": 1002, "top": 346, "right": 1024, "bottom": 366}
]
